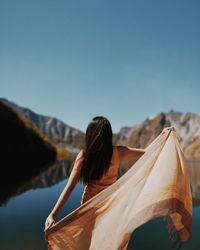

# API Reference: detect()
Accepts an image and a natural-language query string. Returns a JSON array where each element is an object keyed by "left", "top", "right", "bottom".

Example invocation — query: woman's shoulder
[
  {"left": 114, "top": 145, "right": 129, "bottom": 162},
  {"left": 113, "top": 145, "right": 119, "bottom": 153},
  {"left": 113, "top": 146, "right": 122, "bottom": 162},
  {"left": 114, "top": 145, "right": 127, "bottom": 154}
]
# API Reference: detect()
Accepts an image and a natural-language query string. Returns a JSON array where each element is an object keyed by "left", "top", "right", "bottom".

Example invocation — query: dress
[{"left": 81, "top": 146, "right": 120, "bottom": 205}]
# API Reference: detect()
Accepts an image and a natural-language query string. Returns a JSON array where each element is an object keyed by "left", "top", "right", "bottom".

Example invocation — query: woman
[{"left": 44, "top": 116, "right": 145, "bottom": 232}]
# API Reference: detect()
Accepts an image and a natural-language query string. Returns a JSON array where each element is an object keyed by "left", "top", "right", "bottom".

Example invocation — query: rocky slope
[
  {"left": 0, "top": 98, "right": 85, "bottom": 151},
  {"left": 0, "top": 100, "right": 57, "bottom": 205},
  {"left": 1, "top": 98, "right": 200, "bottom": 159},
  {"left": 113, "top": 111, "right": 200, "bottom": 160}
]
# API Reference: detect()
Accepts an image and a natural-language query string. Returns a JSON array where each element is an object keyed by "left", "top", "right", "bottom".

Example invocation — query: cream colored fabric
[{"left": 45, "top": 129, "right": 192, "bottom": 250}]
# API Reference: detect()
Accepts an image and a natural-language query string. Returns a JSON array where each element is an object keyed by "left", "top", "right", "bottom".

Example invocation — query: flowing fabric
[{"left": 45, "top": 129, "right": 192, "bottom": 250}]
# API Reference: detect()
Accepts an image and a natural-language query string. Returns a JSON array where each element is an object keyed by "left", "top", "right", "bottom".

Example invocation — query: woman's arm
[
  {"left": 44, "top": 150, "right": 83, "bottom": 231},
  {"left": 117, "top": 146, "right": 145, "bottom": 162},
  {"left": 117, "top": 127, "right": 174, "bottom": 163}
]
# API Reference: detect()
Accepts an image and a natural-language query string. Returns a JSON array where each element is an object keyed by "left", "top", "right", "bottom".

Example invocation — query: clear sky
[{"left": 0, "top": 0, "right": 200, "bottom": 133}]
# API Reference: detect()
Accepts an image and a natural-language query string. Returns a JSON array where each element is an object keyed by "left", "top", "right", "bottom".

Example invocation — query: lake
[{"left": 0, "top": 161, "right": 200, "bottom": 250}]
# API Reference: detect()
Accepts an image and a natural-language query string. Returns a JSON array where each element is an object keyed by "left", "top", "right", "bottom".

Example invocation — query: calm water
[{"left": 0, "top": 161, "right": 200, "bottom": 250}]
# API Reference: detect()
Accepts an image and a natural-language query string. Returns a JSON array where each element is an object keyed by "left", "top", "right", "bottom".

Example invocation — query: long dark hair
[{"left": 80, "top": 116, "right": 113, "bottom": 184}]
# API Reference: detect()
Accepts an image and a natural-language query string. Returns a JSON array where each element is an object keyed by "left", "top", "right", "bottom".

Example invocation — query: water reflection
[
  {"left": 14, "top": 159, "right": 200, "bottom": 207},
  {"left": 21, "top": 159, "right": 72, "bottom": 190},
  {"left": 0, "top": 160, "right": 200, "bottom": 250},
  {"left": 1, "top": 158, "right": 73, "bottom": 204},
  {"left": 187, "top": 161, "right": 200, "bottom": 206}
]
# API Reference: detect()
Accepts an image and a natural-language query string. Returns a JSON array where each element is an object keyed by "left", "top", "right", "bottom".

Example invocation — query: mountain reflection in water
[
  {"left": 22, "top": 159, "right": 200, "bottom": 206},
  {"left": 187, "top": 160, "right": 200, "bottom": 206},
  {"left": 0, "top": 160, "right": 200, "bottom": 250}
]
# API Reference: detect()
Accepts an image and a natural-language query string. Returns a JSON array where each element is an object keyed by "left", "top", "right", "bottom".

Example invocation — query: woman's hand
[{"left": 44, "top": 214, "right": 55, "bottom": 232}]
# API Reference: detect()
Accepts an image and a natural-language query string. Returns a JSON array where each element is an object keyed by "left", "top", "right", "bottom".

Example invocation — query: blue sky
[{"left": 0, "top": 0, "right": 200, "bottom": 132}]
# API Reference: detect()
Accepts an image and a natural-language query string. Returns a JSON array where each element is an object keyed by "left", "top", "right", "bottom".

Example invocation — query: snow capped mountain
[
  {"left": 166, "top": 111, "right": 200, "bottom": 148},
  {"left": 114, "top": 111, "right": 200, "bottom": 160}
]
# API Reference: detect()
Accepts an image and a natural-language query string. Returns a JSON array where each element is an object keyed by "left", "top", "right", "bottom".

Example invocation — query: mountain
[
  {"left": 0, "top": 100, "right": 57, "bottom": 205},
  {"left": 113, "top": 111, "right": 200, "bottom": 160},
  {"left": 0, "top": 98, "right": 85, "bottom": 151},
  {"left": 1, "top": 98, "right": 200, "bottom": 160},
  {"left": 1, "top": 97, "right": 200, "bottom": 204}
]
